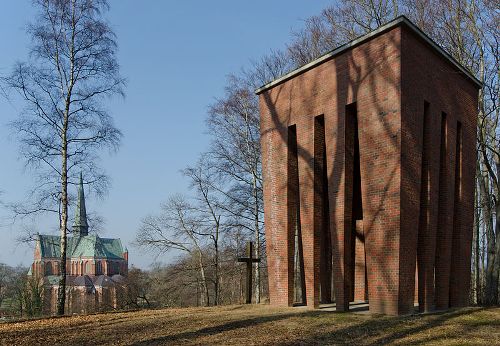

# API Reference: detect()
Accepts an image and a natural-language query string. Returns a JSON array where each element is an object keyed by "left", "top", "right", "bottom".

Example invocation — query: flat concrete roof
[{"left": 255, "top": 15, "right": 481, "bottom": 95}]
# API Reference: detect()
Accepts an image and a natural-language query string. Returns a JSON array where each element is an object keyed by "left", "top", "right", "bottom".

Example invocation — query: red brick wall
[
  {"left": 401, "top": 26, "right": 478, "bottom": 311},
  {"left": 354, "top": 221, "right": 368, "bottom": 301},
  {"left": 260, "top": 26, "right": 402, "bottom": 314},
  {"left": 259, "top": 22, "right": 478, "bottom": 315}
]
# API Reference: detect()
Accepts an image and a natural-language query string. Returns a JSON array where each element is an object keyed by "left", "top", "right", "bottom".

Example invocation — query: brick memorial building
[
  {"left": 30, "top": 174, "right": 128, "bottom": 315},
  {"left": 256, "top": 16, "right": 480, "bottom": 315}
]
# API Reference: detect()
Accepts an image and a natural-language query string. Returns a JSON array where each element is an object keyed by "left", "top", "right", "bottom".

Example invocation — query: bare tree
[
  {"left": 0, "top": 264, "right": 15, "bottom": 309},
  {"left": 475, "top": 0, "right": 500, "bottom": 305},
  {"left": 136, "top": 194, "right": 211, "bottom": 306},
  {"left": 245, "top": 50, "right": 293, "bottom": 89},
  {"left": 286, "top": 0, "right": 400, "bottom": 67},
  {"left": 206, "top": 76, "right": 264, "bottom": 303},
  {"left": 183, "top": 158, "right": 226, "bottom": 305},
  {"left": 1, "top": 266, "right": 30, "bottom": 317},
  {"left": 2, "top": 0, "right": 124, "bottom": 315},
  {"left": 124, "top": 267, "right": 152, "bottom": 308}
]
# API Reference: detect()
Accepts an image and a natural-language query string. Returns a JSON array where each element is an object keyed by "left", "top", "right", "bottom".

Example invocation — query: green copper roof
[
  {"left": 38, "top": 234, "right": 124, "bottom": 260},
  {"left": 73, "top": 173, "right": 89, "bottom": 236},
  {"left": 44, "top": 275, "right": 62, "bottom": 285}
]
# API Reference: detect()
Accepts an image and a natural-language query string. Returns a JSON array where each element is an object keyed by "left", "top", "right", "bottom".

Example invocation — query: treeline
[
  {"left": 125, "top": 257, "right": 269, "bottom": 308},
  {"left": 136, "top": 0, "right": 499, "bottom": 307},
  {"left": 0, "top": 264, "right": 45, "bottom": 318}
]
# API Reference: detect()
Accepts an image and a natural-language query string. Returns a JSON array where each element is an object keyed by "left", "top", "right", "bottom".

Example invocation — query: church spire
[{"left": 73, "top": 173, "right": 89, "bottom": 237}]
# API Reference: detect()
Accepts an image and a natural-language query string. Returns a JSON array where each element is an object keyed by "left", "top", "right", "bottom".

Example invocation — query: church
[{"left": 29, "top": 174, "right": 129, "bottom": 315}]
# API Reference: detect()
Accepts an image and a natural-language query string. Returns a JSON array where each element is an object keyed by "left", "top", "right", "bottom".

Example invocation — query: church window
[
  {"left": 109, "top": 261, "right": 120, "bottom": 275},
  {"left": 45, "top": 262, "right": 53, "bottom": 276},
  {"left": 96, "top": 261, "right": 103, "bottom": 275}
]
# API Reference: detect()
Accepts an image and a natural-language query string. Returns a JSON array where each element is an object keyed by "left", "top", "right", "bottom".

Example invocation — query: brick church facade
[
  {"left": 30, "top": 174, "right": 128, "bottom": 315},
  {"left": 257, "top": 16, "right": 480, "bottom": 315}
]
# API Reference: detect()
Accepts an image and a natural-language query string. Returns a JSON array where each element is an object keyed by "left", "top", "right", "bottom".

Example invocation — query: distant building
[{"left": 29, "top": 174, "right": 128, "bottom": 315}]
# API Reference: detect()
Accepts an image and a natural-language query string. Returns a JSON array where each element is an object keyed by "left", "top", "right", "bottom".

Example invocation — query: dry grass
[{"left": 0, "top": 305, "right": 498, "bottom": 345}]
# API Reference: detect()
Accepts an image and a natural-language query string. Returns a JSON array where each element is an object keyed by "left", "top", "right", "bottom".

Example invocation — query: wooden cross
[{"left": 237, "top": 241, "right": 261, "bottom": 304}]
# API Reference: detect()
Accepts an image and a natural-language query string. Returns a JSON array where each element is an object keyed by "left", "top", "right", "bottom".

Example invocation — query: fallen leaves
[{"left": 0, "top": 305, "right": 498, "bottom": 345}]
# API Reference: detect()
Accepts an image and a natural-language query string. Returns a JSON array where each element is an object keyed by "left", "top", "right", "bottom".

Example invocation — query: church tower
[{"left": 73, "top": 173, "right": 89, "bottom": 236}]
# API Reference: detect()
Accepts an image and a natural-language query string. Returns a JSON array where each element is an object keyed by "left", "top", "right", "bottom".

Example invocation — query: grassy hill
[{"left": 0, "top": 305, "right": 498, "bottom": 345}]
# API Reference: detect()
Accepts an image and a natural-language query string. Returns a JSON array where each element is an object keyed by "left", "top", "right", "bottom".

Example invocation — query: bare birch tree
[{"left": 2, "top": 0, "right": 124, "bottom": 315}]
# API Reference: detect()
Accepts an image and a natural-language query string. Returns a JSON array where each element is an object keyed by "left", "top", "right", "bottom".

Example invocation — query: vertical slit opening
[
  {"left": 435, "top": 112, "right": 448, "bottom": 309},
  {"left": 417, "top": 101, "right": 431, "bottom": 312},
  {"left": 315, "top": 115, "right": 333, "bottom": 304},
  {"left": 449, "top": 121, "right": 462, "bottom": 305},
  {"left": 288, "top": 124, "right": 306, "bottom": 306},
  {"left": 345, "top": 103, "right": 365, "bottom": 306}
]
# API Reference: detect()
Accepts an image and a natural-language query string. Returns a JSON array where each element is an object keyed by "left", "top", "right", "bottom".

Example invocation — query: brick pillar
[
  {"left": 416, "top": 102, "right": 441, "bottom": 312},
  {"left": 358, "top": 99, "right": 401, "bottom": 315},
  {"left": 435, "top": 114, "right": 457, "bottom": 310},
  {"left": 450, "top": 118, "right": 474, "bottom": 307},
  {"left": 326, "top": 104, "right": 348, "bottom": 312},
  {"left": 297, "top": 120, "right": 320, "bottom": 308},
  {"left": 261, "top": 120, "right": 292, "bottom": 306},
  {"left": 449, "top": 121, "right": 472, "bottom": 307},
  {"left": 315, "top": 115, "right": 333, "bottom": 304}
]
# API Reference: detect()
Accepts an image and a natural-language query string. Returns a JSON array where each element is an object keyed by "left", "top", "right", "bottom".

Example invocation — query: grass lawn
[{"left": 0, "top": 305, "right": 498, "bottom": 345}]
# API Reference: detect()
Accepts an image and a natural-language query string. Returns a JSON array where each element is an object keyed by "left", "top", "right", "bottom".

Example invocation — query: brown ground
[{"left": 0, "top": 305, "right": 498, "bottom": 345}]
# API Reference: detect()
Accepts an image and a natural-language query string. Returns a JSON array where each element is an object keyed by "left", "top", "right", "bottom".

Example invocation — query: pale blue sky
[{"left": 0, "top": 1, "right": 333, "bottom": 268}]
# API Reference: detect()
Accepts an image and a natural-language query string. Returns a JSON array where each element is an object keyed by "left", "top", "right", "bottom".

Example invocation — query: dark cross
[{"left": 237, "top": 241, "right": 261, "bottom": 304}]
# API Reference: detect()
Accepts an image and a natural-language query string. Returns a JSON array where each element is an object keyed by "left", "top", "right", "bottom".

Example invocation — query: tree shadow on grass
[
  {"left": 284, "top": 308, "right": 489, "bottom": 345},
  {"left": 131, "top": 308, "right": 489, "bottom": 345},
  {"left": 130, "top": 312, "right": 303, "bottom": 345}
]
